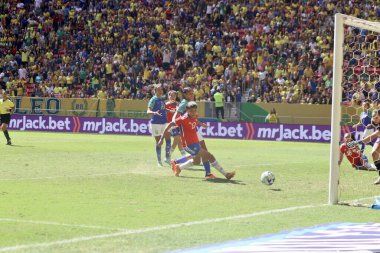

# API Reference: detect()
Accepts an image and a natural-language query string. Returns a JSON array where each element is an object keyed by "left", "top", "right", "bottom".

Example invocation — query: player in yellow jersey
[{"left": 0, "top": 92, "right": 15, "bottom": 145}]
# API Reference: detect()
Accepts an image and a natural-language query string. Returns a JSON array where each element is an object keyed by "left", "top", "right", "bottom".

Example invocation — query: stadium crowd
[{"left": 0, "top": 0, "right": 379, "bottom": 104}]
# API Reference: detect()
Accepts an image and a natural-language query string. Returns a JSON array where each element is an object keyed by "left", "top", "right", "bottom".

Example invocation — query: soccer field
[{"left": 0, "top": 131, "right": 379, "bottom": 253}]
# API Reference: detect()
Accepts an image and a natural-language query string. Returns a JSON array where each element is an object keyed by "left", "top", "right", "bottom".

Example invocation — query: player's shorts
[
  {"left": 352, "top": 154, "right": 368, "bottom": 169},
  {"left": 364, "top": 128, "right": 375, "bottom": 146},
  {"left": 363, "top": 128, "right": 374, "bottom": 138},
  {"left": 170, "top": 127, "right": 180, "bottom": 137},
  {"left": 197, "top": 130, "right": 203, "bottom": 141},
  {"left": 184, "top": 143, "right": 201, "bottom": 156},
  {"left": 150, "top": 123, "right": 167, "bottom": 137},
  {"left": 0, "top": 114, "right": 11, "bottom": 125}
]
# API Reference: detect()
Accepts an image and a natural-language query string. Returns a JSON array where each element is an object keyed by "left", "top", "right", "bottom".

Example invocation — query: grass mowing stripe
[
  {"left": 0, "top": 172, "right": 132, "bottom": 181},
  {"left": 0, "top": 218, "right": 120, "bottom": 231},
  {"left": 0, "top": 162, "right": 307, "bottom": 182},
  {"left": 0, "top": 204, "right": 326, "bottom": 252}
]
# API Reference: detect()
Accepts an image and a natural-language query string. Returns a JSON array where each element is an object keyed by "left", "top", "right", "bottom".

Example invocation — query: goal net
[{"left": 330, "top": 14, "right": 380, "bottom": 206}]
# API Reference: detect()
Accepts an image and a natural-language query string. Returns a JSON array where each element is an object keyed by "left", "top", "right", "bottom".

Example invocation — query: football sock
[
  {"left": 175, "top": 155, "right": 191, "bottom": 164},
  {"left": 211, "top": 161, "right": 227, "bottom": 176},
  {"left": 180, "top": 149, "right": 187, "bottom": 156},
  {"left": 203, "top": 161, "right": 211, "bottom": 175},
  {"left": 155, "top": 144, "right": 162, "bottom": 163},
  {"left": 3, "top": 130, "right": 10, "bottom": 141},
  {"left": 165, "top": 139, "right": 171, "bottom": 160},
  {"left": 179, "top": 159, "right": 193, "bottom": 170}
]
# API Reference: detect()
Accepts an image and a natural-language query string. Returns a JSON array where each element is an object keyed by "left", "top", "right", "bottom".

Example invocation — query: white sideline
[
  {"left": 0, "top": 204, "right": 326, "bottom": 252},
  {"left": 0, "top": 218, "right": 120, "bottom": 231},
  {"left": 0, "top": 162, "right": 307, "bottom": 181}
]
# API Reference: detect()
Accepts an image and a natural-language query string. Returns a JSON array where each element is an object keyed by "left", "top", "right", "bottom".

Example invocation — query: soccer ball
[{"left": 260, "top": 171, "right": 275, "bottom": 185}]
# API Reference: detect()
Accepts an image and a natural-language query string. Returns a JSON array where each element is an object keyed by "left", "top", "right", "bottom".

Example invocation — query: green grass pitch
[{"left": 0, "top": 131, "right": 379, "bottom": 253}]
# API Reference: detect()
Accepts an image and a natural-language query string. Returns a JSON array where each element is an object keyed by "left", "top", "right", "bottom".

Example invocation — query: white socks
[
  {"left": 179, "top": 159, "right": 194, "bottom": 170},
  {"left": 211, "top": 161, "right": 226, "bottom": 176}
]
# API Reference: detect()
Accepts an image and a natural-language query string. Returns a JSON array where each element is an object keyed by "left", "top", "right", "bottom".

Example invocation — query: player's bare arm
[
  {"left": 158, "top": 122, "right": 176, "bottom": 146},
  {"left": 361, "top": 130, "right": 380, "bottom": 144},
  {"left": 197, "top": 121, "right": 207, "bottom": 128},
  {"left": 147, "top": 107, "right": 162, "bottom": 116}
]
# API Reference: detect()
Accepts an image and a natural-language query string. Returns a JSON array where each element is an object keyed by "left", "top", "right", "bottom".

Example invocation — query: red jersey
[
  {"left": 165, "top": 100, "right": 177, "bottom": 123},
  {"left": 175, "top": 113, "right": 199, "bottom": 147},
  {"left": 340, "top": 143, "right": 363, "bottom": 166}
]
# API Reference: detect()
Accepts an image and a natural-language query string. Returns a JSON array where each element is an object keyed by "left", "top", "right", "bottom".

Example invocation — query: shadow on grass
[
  {"left": 7, "top": 145, "right": 35, "bottom": 148},
  {"left": 204, "top": 178, "right": 246, "bottom": 185},
  {"left": 178, "top": 175, "right": 245, "bottom": 185},
  {"left": 269, "top": 188, "right": 282, "bottom": 191},
  {"left": 185, "top": 168, "right": 204, "bottom": 172}
]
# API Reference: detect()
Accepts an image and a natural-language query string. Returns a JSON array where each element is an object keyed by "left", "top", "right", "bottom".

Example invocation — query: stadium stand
[{"left": 0, "top": 0, "right": 379, "bottom": 105}]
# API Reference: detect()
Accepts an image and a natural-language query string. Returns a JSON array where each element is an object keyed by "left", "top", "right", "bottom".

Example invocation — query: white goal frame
[{"left": 329, "top": 14, "right": 380, "bottom": 204}]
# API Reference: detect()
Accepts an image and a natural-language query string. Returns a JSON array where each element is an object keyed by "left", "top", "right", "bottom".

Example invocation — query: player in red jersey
[
  {"left": 339, "top": 133, "right": 375, "bottom": 171},
  {"left": 172, "top": 87, "right": 206, "bottom": 165},
  {"left": 158, "top": 101, "right": 235, "bottom": 180},
  {"left": 165, "top": 90, "right": 186, "bottom": 156}
]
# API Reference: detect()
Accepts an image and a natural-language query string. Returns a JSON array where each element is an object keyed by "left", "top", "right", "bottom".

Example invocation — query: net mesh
[{"left": 339, "top": 24, "right": 380, "bottom": 206}]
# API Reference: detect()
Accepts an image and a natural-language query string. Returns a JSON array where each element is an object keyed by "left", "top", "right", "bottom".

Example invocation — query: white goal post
[{"left": 329, "top": 14, "right": 380, "bottom": 205}]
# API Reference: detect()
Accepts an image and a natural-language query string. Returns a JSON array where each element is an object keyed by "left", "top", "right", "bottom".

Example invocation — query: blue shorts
[
  {"left": 184, "top": 143, "right": 201, "bottom": 156},
  {"left": 170, "top": 127, "right": 180, "bottom": 137}
]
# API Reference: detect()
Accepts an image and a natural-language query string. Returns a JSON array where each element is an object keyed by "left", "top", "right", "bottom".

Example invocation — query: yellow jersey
[
  {"left": 267, "top": 114, "right": 279, "bottom": 124},
  {"left": 0, "top": 99, "right": 14, "bottom": 114}
]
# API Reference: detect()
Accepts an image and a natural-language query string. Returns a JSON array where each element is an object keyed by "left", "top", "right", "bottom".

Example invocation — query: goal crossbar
[{"left": 340, "top": 14, "right": 380, "bottom": 33}]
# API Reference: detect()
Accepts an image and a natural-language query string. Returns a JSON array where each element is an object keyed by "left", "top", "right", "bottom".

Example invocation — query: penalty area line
[{"left": 0, "top": 204, "right": 327, "bottom": 252}]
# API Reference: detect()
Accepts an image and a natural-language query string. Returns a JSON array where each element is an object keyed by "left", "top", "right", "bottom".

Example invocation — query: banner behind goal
[{"left": 329, "top": 14, "right": 380, "bottom": 206}]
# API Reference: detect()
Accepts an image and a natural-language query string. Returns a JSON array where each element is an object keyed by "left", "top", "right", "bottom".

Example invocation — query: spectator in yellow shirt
[{"left": 213, "top": 88, "right": 224, "bottom": 120}]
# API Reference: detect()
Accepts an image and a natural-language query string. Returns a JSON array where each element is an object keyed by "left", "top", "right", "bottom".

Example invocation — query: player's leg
[
  {"left": 164, "top": 130, "right": 171, "bottom": 164},
  {"left": 198, "top": 148, "right": 214, "bottom": 178},
  {"left": 171, "top": 139, "right": 177, "bottom": 154},
  {"left": 201, "top": 149, "right": 235, "bottom": 180},
  {"left": 193, "top": 154, "right": 202, "bottom": 165},
  {"left": 172, "top": 135, "right": 186, "bottom": 156},
  {"left": 171, "top": 153, "right": 192, "bottom": 175},
  {"left": 360, "top": 154, "right": 376, "bottom": 171},
  {"left": 175, "top": 135, "right": 187, "bottom": 155},
  {"left": 193, "top": 131, "right": 206, "bottom": 165},
  {"left": 154, "top": 135, "right": 163, "bottom": 166},
  {"left": 371, "top": 141, "right": 380, "bottom": 184},
  {"left": 1, "top": 115, "right": 11, "bottom": 145},
  {"left": 172, "top": 144, "right": 202, "bottom": 176},
  {"left": 151, "top": 124, "right": 163, "bottom": 166},
  {"left": 170, "top": 127, "right": 186, "bottom": 156}
]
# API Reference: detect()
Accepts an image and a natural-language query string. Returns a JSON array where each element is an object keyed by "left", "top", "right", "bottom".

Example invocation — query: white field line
[
  {"left": 0, "top": 162, "right": 307, "bottom": 182},
  {"left": 0, "top": 204, "right": 326, "bottom": 252},
  {"left": 0, "top": 218, "right": 120, "bottom": 231},
  {"left": 348, "top": 196, "right": 379, "bottom": 202}
]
